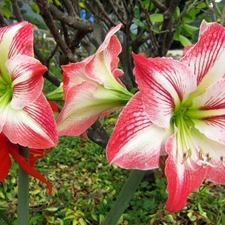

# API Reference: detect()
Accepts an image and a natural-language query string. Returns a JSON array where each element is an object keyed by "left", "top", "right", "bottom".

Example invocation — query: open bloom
[
  {"left": 0, "top": 22, "right": 57, "bottom": 148},
  {"left": 107, "top": 21, "right": 225, "bottom": 212},
  {"left": 57, "top": 24, "right": 133, "bottom": 136},
  {"left": 0, "top": 133, "right": 52, "bottom": 192}
]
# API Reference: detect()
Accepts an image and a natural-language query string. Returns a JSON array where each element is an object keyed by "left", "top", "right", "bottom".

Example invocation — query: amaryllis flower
[
  {"left": 57, "top": 24, "right": 133, "bottom": 136},
  {"left": 0, "top": 133, "right": 52, "bottom": 192},
  {"left": 0, "top": 22, "right": 57, "bottom": 148},
  {"left": 106, "top": 21, "right": 225, "bottom": 212}
]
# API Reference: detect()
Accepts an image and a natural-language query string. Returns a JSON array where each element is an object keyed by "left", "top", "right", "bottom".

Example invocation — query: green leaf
[
  {"left": 197, "top": 2, "right": 207, "bottom": 9},
  {"left": 222, "top": 214, "right": 225, "bottom": 225},
  {"left": 183, "top": 24, "right": 199, "bottom": 32},
  {"left": 44, "top": 207, "right": 58, "bottom": 212},
  {"left": 78, "top": 218, "right": 86, "bottom": 225},
  {"left": 183, "top": 14, "right": 194, "bottom": 23},
  {"left": 150, "top": 13, "right": 164, "bottom": 22},
  {"left": 29, "top": 214, "right": 43, "bottom": 225},
  {"left": 133, "top": 19, "right": 148, "bottom": 30},
  {"left": 134, "top": 6, "right": 140, "bottom": 19},
  {"left": 173, "top": 6, "right": 180, "bottom": 19},
  {"left": 79, "top": 2, "right": 85, "bottom": 8},
  {"left": 151, "top": 25, "right": 160, "bottom": 33},
  {"left": 0, "top": 7, "right": 10, "bottom": 19},
  {"left": 179, "top": 34, "right": 192, "bottom": 47},
  {"left": 181, "top": 24, "right": 197, "bottom": 38},
  {"left": 30, "top": 2, "right": 40, "bottom": 13},
  {"left": 173, "top": 27, "right": 180, "bottom": 41}
]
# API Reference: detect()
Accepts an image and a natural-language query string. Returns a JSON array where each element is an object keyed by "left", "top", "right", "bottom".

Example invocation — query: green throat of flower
[
  {"left": 0, "top": 76, "right": 13, "bottom": 107},
  {"left": 171, "top": 103, "right": 201, "bottom": 163}
]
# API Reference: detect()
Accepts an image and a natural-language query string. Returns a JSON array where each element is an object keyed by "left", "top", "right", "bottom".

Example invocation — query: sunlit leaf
[
  {"left": 44, "top": 207, "right": 58, "bottom": 212},
  {"left": 183, "top": 24, "right": 199, "bottom": 32},
  {"left": 179, "top": 34, "right": 192, "bottom": 47},
  {"left": 150, "top": 13, "right": 164, "bottom": 22},
  {"left": 197, "top": 2, "right": 207, "bottom": 9}
]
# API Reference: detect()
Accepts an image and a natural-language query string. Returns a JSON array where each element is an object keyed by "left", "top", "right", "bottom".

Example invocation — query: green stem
[
  {"left": 17, "top": 146, "right": 29, "bottom": 225},
  {"left": 102, "top": 170, "right": 147, "bottom": 225}
]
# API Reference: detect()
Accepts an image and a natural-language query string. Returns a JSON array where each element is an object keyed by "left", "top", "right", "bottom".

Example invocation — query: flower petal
[
  {"left": 107, "top": 92, "right": 168, "bottom": 170},
  {"left": 29, "top": 148, "right": 47, "bottom": 167},
  {"left": 6, "top": 55, "right": 47, "bottom": 109},
  {"left": 190, "top": 79, "right": 225, "bottom": 144},
  {"left": 206, "top": 160, "right": 225, "bottom": 184},
  {"left": 0, "top": 133, "right": 12, "bottom": 181},
  {"left": 85, "top": 24, "right": 125, "bottom": 89},
  {"left": 57, "top": 82, "right": 126, "bottom": 136},
  {"left": 165, "top": 132, "right": 207, "bottom": 212},
  {"left": 181, "top": 21, "right": 225, "bottom": 95},
  {"left": 190, "top": 128, "right": 225, "bottom": 184},
  {"left": 2, "top": 94, "right": 58, "bottom": 149},
  {"left": 9, "top": 148, "right": 52, "bottom": 193},
  {"left": 0, "top": 22, "right": 33, "bottom": 78},
  {"left": 132, "top": 53, "right": 196, "bottom": 128},
  {"left": 61, "top": 60, "right": 91, "bottom": 98}
]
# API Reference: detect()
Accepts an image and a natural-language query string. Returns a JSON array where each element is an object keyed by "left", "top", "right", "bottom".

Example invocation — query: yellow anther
[
  {"left": 199, "top": 149, "right": 203, "bottom": 159},
  {"left": 188, "top": 148, "right": 192, "bottom": 158}
]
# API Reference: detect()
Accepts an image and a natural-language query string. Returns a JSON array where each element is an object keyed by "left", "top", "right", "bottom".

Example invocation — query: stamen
[
  {"left": 206, "top": 153, "right": 211, "bottom": 162},
  {"left": 199, "top": 149, "right": 203, "bottom": 160},
  {"left": 188, "top": 148, "right": 192, "bottom": 158},
  {"left": 181, "top": 152, "right": 187, "bottom": 164}
]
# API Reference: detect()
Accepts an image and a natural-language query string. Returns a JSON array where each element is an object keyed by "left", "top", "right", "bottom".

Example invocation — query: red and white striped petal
[
  {"left": 2, "top": 94, "right": 58, "bottom": 149},
  {"left": 95, "top": 24, "right": 123, "bottom": 83},
  {"left": 181, "top": 22, "right": 225, "bottom": 95},
  {"left": 133, "top": 53, "right": 196, "bottom": 128},
  {"left": 0, "top": 22, "right": 33, "bottom": 76},
  {"left": 0, "top": 133, "right": 12, "bottom": 181},
  {"left": 191, "top": 128, "right": 225, "bottom": 178},
  {"left": 97, "top": 24, "right": 122, "bottom": 53},
  {"left": 57, "top": 82, "right": 125, "bottom": 136},
  {"left": 85, "top": 25, "right": 124, "bottom": 88},
  {"left": 6, "top": 55, "right": 47, "bottom": 109},
  {"left": 198, "top": 20, "right": 210, "bottom": 39},
  {"left": 107, "top": 92, "right": 169, "bottom": 170},
  {"left": 191, "top": 79, "right": 225, "bottom": 144},
  {"left": 206, "top": 161, "right": 225, "bottom": 184},
  {"left": 165, "top": 133, "right": 208, "bottom": 213},
  {"left": 61, "top": 60, "right": 92, "bottom": 98}
]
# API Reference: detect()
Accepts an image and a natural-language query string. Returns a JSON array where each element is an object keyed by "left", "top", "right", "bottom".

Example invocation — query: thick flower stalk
[
  {"left": 0, "top": 133, "right": 52, "bottom": 192},
  {"left": 57, "top": 24, "right": 133, "bottom": 136},
  {"left": 0, "top": 22, "right": 58, "bottom": 148},
  {"left": 107, "top": 21, "right": 225, "bottom": 212}
]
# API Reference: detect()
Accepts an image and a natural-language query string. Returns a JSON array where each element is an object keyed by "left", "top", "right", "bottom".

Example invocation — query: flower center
[
  {"left": 171, "top": 104, "right": 201, "bottom": 164},
  {"left": 171, "top": 103, "right": 216, "bottom": 167}
]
